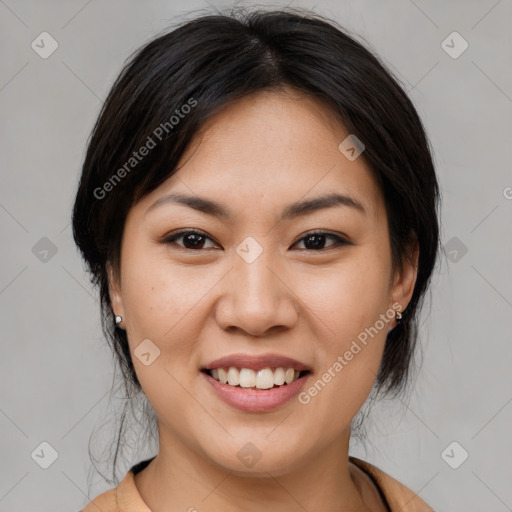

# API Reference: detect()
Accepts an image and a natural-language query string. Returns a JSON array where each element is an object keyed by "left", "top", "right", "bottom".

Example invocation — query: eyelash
[{"left": 162, "top": 229, "right": 350, "bottom": 252}]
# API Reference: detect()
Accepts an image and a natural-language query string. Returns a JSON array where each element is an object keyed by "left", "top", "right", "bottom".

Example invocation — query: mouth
[
  {"left": 201, "top": 367, "right": 312, "bottom": 390},
  {"left": 200, "top": 353, "right": 313, "bottom": 391},
  {"left": 200, "top": 363, "right": 313, "bottom": 412}
]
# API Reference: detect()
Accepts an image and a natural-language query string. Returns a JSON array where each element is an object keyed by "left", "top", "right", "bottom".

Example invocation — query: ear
[
  {"left": 389, "top": 237, "right": 419, "bottom": 316},
  {"left": 107, "top": 261, "right": 124, "bottom": 325}
]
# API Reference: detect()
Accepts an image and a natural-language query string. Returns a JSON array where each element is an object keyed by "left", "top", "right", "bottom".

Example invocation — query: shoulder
[
  {"left": 79, "top": 486, "right": 118, "bottom": 512},
  {"left": 79, "top": 468, "right": 152, "bottom": 512},
  {"left": 80, "top": 486, "right": 119, "bottom": 512},
  {"left": 349, "top": 456, "right": 435, "bottom": 512}
]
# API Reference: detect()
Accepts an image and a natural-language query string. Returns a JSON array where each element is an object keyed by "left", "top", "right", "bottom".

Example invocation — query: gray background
[{"left": 1, "top": 0, "right": 511, "bottom": 510}]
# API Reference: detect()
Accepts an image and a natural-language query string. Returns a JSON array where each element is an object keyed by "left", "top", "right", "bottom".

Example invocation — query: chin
[{"left": 201, "top": 438, "right": 307, "bottom": 478}]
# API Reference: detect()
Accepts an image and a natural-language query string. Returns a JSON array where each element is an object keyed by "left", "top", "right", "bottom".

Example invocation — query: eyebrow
[{"left": 146, "top": 192, "right": 367, "bottom": 220}]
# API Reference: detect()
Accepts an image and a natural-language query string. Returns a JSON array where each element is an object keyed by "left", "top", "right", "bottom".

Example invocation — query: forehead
[{"left": 139, "top": 88, "right": 383, "bottom": 223}]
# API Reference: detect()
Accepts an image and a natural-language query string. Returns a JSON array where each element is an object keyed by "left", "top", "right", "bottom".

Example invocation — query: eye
[
  {"left": 162, "top": 229, "right": 350, "bottom": 251},
  {"left": 162, "top": 229, "right": 219, "bottom": 250},
  {"left": 292, "top": 230, "right": 350, "bottom": 251}
]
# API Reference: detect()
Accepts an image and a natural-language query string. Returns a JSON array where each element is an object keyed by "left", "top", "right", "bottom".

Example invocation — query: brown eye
[
  {"left": 163, "top": 230, "right": 218, "bottom": 250},
  {"left": 292, "top": 231, "right": 350, "bottom": 251}
]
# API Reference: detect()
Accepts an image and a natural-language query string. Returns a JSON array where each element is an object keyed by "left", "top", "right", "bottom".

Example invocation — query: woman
[{"left": 74, "top": 7, "right": 440, "bottom": 511}]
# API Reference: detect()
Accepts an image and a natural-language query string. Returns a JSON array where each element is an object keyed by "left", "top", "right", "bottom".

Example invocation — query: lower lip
[{"left": 201, "top": 371, "right": 310, "bottom": 412}]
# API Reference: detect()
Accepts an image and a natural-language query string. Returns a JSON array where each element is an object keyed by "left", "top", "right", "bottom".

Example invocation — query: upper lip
[{"left": 202, "top": 353, "right": 312, "bottom": 372}]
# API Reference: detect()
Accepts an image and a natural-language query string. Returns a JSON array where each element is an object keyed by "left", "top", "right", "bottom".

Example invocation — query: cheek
[
  {"left": 120, "top": 244, "right": 196, "bottom": 337},
  {"left": 301, "top": 270, "right": 390, "bottom": 435},
  {"left": 119, "top": 241, "right": 217, "bottom": 384},
  {"left": 118, "top": 247, "right": 202, "bottom": 416},
  {"left": 301, "top": 247, "right": 391, "bottom": 392},
  {"left": 301, "top": 247, "right": 391, "bottom": 329}
]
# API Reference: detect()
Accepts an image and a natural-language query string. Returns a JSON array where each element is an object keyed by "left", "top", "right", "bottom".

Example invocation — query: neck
[{"left": 134, "top": 426, "right": 374, "bottom": 512}]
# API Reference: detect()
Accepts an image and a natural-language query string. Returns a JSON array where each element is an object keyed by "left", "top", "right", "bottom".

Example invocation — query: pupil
[
  {"left": 184, "top": 233, "right": 204, "bottom": 249},
  {"left": 305, "top": 234, "right": 325, "bottom": 250}
]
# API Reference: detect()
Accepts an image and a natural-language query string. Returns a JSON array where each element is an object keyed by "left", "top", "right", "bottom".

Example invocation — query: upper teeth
[{"left": 210, "top": 367, "right": 301, "bottom": 389}]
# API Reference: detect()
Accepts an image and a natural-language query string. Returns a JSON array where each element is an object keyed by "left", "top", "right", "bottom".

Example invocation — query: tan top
[{"left": 81, "top": 456, "right": 434, "bottom": 512}]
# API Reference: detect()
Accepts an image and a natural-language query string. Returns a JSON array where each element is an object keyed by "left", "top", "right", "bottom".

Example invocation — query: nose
[{"left": 214, "top": 251, "right": 299, "bottom": 337}]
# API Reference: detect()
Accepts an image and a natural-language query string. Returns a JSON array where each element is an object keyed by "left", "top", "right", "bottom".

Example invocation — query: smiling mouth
[{"left": 201, "top": 368, "right": 312, "bottom": 390}]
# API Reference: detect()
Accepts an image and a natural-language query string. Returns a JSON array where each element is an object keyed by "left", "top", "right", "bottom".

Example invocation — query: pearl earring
[{"left": 115, "top": 315, "right": 122, "bottom": 326}]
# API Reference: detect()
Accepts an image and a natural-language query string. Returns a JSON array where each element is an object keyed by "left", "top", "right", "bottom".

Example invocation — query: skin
[{"left": 108, "top": 87, "right": 418, "bottom": 512}]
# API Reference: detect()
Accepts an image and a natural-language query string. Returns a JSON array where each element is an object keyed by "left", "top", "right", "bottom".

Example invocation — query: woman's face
[{"left": 109, "top": 88, "right": 417, "bottom": 475}]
